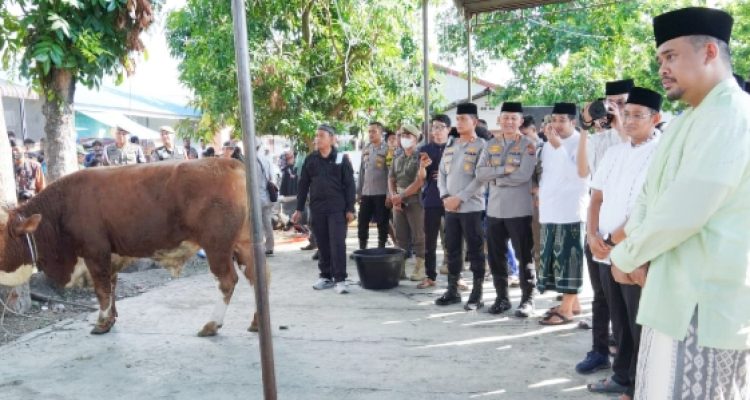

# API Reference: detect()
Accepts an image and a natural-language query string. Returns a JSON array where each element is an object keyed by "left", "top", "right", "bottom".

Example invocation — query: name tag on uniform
[
  {"left": 375, "top": 154, "right": 385, "bottom": 169},
  {"left": 488, "top": 144, "right": 503, "bottom": 154}
]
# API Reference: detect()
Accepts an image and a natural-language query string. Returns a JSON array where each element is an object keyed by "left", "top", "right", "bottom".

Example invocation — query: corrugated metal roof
[
  {"left": 75, "top": 84, "right": 200, "bottom": 120},
  {"left": 0, "top": 80, "right": 39, "bottom": 100},
  {"left": 454, "top": 0, "right": 572, "bottom": 18}
]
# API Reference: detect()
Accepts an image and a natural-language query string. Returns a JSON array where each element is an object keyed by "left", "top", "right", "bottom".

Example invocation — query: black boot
[
  {"left": 435, "top": 274, "right": 462, "bottom": 306},
  {"left": 515, "top": 296, "right": 534, "bottom": 318},
  {"left": 465, "top": 277, "right": 485, "bottom": 310},
  {"left": 515, "top": 265, "right": 536, "bottom": 318},
  {"left": 488, "top": 276, "right": 511, "bottom": 314}
]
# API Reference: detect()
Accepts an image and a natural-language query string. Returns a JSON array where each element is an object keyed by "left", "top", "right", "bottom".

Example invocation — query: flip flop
[
  {"left": 539, "top": 311, "right": 574, "bottom": 326},
  {"left": 543, "top": 306, "right": 581, "bottom": 318}
]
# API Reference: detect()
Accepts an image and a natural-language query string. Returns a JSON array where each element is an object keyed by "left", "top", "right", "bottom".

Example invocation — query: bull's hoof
[
  {"left": 248, "top": 321, "right": 259, "bottom": 333},
  {"left": 198, "top": 321, "right": 220, "bottom": 337},
  {"left": 90, "top": 319, "right": 116, "bottom": 335}
]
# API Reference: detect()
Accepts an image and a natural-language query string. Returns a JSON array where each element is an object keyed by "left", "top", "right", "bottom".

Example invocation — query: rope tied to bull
[{"left": 16, "top": 213, "right": 38, "bottom": 270}]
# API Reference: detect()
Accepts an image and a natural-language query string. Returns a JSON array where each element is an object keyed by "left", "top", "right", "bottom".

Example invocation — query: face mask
[
  {"left": 12, "top": 152, "right": 22, "bottom": 161},
  {"left": 400, "top": 138, "right": 414, "bottom": 148}
]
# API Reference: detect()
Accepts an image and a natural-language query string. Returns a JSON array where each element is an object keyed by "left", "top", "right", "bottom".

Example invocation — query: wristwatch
[{"left": 603, "top": 233, "right": 616, "bottom": 247}]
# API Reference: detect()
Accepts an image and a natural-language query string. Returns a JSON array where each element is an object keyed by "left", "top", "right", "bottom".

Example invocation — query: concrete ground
[{"left": 0, "top": 230, "right": 615, "bottom": 400}]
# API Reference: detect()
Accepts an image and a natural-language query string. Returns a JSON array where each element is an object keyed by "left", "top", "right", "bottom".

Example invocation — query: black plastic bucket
[{"left": 352, "top": 248, "right": 405, "bottom": 290}]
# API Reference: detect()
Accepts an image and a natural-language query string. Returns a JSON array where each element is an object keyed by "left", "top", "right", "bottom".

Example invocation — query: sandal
[
  {"left": 587, "top": 378, "right": 628, "bottom": 393},
  {"left": 543, "top": 305, "right": 581, "bottom": 318},
  {"left": 539, "top": 311, "right": 574, "bottom": 326}
]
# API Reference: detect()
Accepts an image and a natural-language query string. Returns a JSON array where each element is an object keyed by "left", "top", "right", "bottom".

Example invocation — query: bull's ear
[{"left": 14, "top": 214, "right": 42, "bottom": 236}]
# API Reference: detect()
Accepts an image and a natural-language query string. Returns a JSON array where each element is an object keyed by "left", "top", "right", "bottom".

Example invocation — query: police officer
[
  {"left": 356, "top": 122, "right": 390, "bottom": 250},
  {"left": 152, "top": 126, "right": 187, "bottom": 161},
  {"left": 104, "top": 126, "right": 146, "bottom": 165},
  {"left": 388, "top": 124, "right": 427, "bottom": 282},
  {"left": 435, "top": 103, "right": 487, "bottom": 309},
  {"left": 293, "top": 124, "right": 356, "bottom": 294},
  {"left": 475, "top": 102, "right": 537, "bottom": 317}
]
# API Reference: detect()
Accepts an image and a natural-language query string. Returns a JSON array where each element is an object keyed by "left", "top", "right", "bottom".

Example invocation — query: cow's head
[{"left": 0, "top": 209, "right": 42, "bottom": 286}]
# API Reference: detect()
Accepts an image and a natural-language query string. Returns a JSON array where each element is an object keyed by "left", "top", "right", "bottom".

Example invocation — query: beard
[{"left": 666, "top": 86, "right": 685, "bottom": 101}]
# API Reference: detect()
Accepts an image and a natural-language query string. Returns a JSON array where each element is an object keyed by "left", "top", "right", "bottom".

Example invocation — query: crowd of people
[
  {"left": 6, "top": 6, "right": 750, "bottom": 399},
  {"left": 287, "top": 7, "right": 750, "bottom": 400}
]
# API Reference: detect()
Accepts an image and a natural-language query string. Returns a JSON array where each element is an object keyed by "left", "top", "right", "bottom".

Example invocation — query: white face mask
[{"left": 400, "top": 137, "right": 414, "bottom": 149}]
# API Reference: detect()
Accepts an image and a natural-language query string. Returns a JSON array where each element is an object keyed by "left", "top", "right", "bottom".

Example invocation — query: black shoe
[
  {"left": 487, "top": 298, "right": 512, "bottom": 314},
  {"left": 435, "top": 291, "right": 462, "bottom": 306},
  {"left": 312, "top": 251, "right": 319, "bottom": 260},
  {"left": 515, "top": 300, "right": 534, "bottom": 318},
  {"left": 265, "top": 250, "right": 274, "bottom": 256},
  {"left": 464, "top": 279, "right": 484, "bottom": 310},
  {"left": 300, "top": 243, "right": 317, "bottom": 251}
]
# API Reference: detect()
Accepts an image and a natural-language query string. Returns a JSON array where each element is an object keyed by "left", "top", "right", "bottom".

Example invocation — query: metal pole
[
  {"left": 422, "top": 0, "right": 430, "bottom": 139},
  {"left": 466, "top": 16, "right": 472, "bottom": 101},
  {"left": 229, "top": 0, "right": 277, "bottom": 399}
]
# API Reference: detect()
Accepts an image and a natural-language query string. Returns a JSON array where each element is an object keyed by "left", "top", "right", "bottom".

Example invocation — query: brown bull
[{"left": 0, "top": 157, "right": 260, "bottom": 336}]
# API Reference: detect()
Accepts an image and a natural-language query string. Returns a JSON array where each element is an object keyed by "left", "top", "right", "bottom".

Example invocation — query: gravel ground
[{"left": 0, "top": 256, "right": 210, "bottom": 345}]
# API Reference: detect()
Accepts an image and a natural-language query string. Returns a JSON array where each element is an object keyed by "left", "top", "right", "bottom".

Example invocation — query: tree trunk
[
  {"left": 0, "top": 97, "right": 32, "bottom": 314},
  {"left": 42, "top": 68, "right": 78, "bottom": 182}
]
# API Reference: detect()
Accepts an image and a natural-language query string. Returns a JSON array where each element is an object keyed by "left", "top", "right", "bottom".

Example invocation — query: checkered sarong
[{"left": 537, "top": 222, "right": 584, "bottom": 294}]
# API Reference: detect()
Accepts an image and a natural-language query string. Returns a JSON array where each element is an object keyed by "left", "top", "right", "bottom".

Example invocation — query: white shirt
[
  {"left": 592, "top": 134, "right": 660, "bottom": 234},
  {"left": 591, "top": 134, "right": 660, "bottom": 262},
  {"left": 539, "top": 130, "right": 589, "bottom": 224},
  {"left": 587, "top": 128, "right": 626, "bottom": 176}
]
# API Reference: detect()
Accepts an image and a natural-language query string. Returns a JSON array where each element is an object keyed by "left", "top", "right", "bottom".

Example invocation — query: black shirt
[
  {"left": 296, "top": 148, "right": 355, "bottom": 214},
  {"left": 419, "top": 142, "right": 446, "bottom": 208}
]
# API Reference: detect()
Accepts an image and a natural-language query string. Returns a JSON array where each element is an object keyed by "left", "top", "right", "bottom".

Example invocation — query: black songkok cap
[
  {"left": 626, "top": 87, "right": 663, "bottom": 112},
  {"left": 317, "top": 124, "right": 336, "bottom": 135},
  {"left": 606, "top": 79, "right": 635, "bottom": 96},
  {"left": 456, "top": 102, "right": 478, "bottom": 115},
  {"left": 653, "top": 7, "right": 733, "bottom": 47},
  {"left": 500, "top": 102, "right": 523, "bottom": 113},
  {"left": 552, "top": 102, "right": 577, "bottom": 116}
]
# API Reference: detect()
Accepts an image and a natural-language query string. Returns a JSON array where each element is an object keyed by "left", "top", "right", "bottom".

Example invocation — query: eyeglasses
[
  {"left": 623, "top": 112, "right": 654, "bottom": 121},
  {"left": 430, "top": 123, "right": 447, "bottom": 131}
]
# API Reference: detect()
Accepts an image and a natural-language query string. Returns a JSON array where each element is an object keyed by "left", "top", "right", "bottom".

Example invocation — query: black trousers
[
  {"left": 487, "top": 216, "right": 536, "bottom": 298},
  {"left": 312, "top": 212, "right": 348, "bottom": 282},
  {"left": 357, "top": 195, "right": 388, "bottom": 248},
  {"left": 444, "top": 212, "right": 485, "bottom": 279},
  {"left": 607, "top": 270, "right": 642, "bottom": 397},
  {"left": 306, "top": 205, "right": 317, "bottom": 247},
  {"left": 423, "top": 207, "right": 444, "bottom": 280},
  {"left": 586, "top": 243, "right": 611, "bottom": 356}
]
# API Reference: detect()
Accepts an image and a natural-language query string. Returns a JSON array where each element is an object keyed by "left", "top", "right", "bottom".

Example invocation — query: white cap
[{"left": 159, "top": 126, "right": 175, "bottom": 134}]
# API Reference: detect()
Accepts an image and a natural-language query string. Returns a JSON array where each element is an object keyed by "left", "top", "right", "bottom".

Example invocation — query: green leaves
[
  {"left": 48, "top": 13, "right": 71, "bottom": 38},
  {"left": 437, "top": 0, "right": 750, "bottom": 110},
  {"left": 2, "top": 0, "right": 155, "bottom": 102},
  {"left": 167, "top": 0, "right": 426, "bottom": 141}
]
